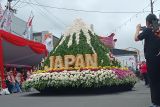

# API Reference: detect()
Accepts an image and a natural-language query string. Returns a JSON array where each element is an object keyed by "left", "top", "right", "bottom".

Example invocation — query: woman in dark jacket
[{"left": 135, "top": 14, "right": 160, "bottom": 107}]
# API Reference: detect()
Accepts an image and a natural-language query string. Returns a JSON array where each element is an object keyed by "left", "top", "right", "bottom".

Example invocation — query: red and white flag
[{"left": 23, "top": 12, "right": 34, "bottom": 40}]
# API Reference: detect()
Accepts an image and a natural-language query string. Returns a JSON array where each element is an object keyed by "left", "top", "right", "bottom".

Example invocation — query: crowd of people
[{"left": 4, "top": 67, "right": 32, "bottom": 94}]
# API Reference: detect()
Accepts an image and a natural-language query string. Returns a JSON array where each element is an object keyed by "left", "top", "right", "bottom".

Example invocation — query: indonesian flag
[
  {"left": 23, "top": 14, "right": 34, "bottom": 40},
  {"left": 27, "top": 16, "right": 33, "bottom": 27}
]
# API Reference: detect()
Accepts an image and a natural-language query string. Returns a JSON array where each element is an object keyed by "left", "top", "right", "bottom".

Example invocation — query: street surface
[{"left": 0, "top": 81, "right": 150, "bottom": 107}]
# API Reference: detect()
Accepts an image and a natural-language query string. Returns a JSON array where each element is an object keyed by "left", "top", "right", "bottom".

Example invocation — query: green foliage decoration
[{"left": 44, "top": 30, "right": 121, "bottom": 67}]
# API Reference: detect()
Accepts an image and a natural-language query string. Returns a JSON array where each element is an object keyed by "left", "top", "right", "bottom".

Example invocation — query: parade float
[{"left": 23, "top": 19, "right": 137, "bottom": 94}]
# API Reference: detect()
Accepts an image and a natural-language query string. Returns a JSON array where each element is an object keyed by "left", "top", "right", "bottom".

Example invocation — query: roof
[
  {"left": 111, "top": 48, "right": 137, "bottom": 56},
  {"left": 0, "top": 30, "right": 48, "bottom": 66}
]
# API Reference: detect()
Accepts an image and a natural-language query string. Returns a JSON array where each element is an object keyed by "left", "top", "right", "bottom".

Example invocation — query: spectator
[
  {"left": 134, "top": 14, "right": 160, "bottom": 107},
  {"left": 139, "top": 61, "right": 149, "bottom": 86}
]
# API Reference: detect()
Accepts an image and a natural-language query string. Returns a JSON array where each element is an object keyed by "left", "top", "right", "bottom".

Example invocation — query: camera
[{"left": 140, "top": 26, "right": 146, "bottom": 31}]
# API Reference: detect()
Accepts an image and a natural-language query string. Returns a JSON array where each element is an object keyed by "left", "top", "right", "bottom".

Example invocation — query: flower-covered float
[{"left": 24, "top": 19, "right": 137, "bottom": 94}]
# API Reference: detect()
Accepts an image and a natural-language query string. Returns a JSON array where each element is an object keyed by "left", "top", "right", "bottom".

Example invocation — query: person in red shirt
[{"left": 139, "top": 61, "right": 149, "bottom": 86}]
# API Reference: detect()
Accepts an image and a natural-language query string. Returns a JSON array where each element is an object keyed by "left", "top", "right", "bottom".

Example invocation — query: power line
[
  {"left": 19, "top": 1, "right": 153, "bottom": 14},
  {"left": 25, "top": 0, "right": 64, "bottom": 30},
  {"left": 24, "top": 0, "right": 52, "bottom": 24},
  {"left": 33, "top": 0, "right": 66, "bottom": 27},
  {"left": 12, "top": 0, "right": 21, "bottom": 8},
  {"left": 15, "top": 2, "right": 28, "bottom": 9},
  {"left": 112, "top": 0, "right": 159, "bottom": 33},
  {"left": 16, "top": 0, "right": 160, "bottom": 34},
  {"left": 154, "top": 0, "right": 160, "bottom": 14}
]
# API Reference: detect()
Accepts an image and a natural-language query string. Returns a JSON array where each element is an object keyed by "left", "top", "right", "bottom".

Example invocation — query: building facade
[{"left": 33, "top": 31, "right": 59, "bottom": 49}]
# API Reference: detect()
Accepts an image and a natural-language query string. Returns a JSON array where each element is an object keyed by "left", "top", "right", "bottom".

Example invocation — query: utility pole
[
  {"left": 1, "top": 0, "right": 16, "bottom": 31},
  {"left": 150, "top": 0, "right": 154, "bottom": 14},
  {"left": 6, "top": 0, "right": 16, "bottom": 13}
]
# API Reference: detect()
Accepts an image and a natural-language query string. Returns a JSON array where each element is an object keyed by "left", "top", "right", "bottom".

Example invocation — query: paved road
[{"left": 0, "top": 81, "right": 150, "bottom": 107}]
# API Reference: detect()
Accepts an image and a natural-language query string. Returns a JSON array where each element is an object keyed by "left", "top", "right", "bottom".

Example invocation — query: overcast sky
[{"left": 1, "top": 0, "right": 160, "bottom": 56}]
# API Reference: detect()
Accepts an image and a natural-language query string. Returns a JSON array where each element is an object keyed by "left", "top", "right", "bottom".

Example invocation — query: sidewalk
[{"left": 0, "top": 81, "right": 151, "bottom": 107}]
